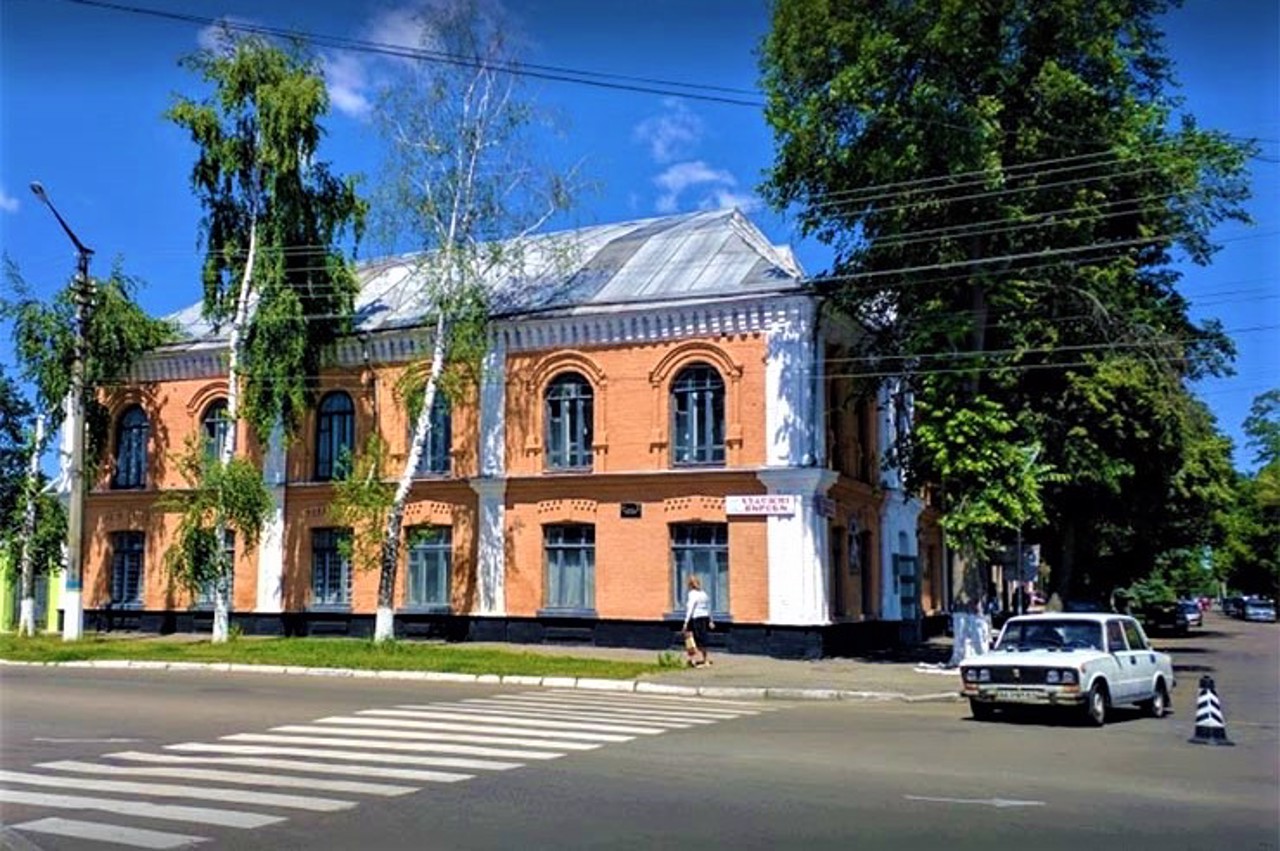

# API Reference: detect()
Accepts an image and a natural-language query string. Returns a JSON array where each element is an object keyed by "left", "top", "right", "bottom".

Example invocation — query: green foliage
[
  {"left": 760, "top": 0, "right": 1254, "bottom": 590},
  {"left": 1214, "top": 390, "right": 1280, "bottom": 597},
  {"left": 161, "top": 437, "right": 274, "bottom": 594},
  {"left": 0, "top": 367, "right": 32, "bottom": 535},
  {"left": 167, "top": 35, "right": 366, "bottom": 441},
  {"left": 328, "top": 433, "right": 395, "bottom": 574},
  {"left": 3, "top": 258, "right": 175, "bottom": 466}
]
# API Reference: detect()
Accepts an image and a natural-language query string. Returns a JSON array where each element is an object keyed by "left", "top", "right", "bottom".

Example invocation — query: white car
[
  {"left": 1243, "top": 600, "right": 1277, "bottom": 622},
  {"left": 959, "top": 613, "right": 1175, "bottom": 726}
]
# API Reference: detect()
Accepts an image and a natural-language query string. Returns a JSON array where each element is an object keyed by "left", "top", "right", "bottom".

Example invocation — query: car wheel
[
  {"left": 1141, "top": 680, "right": 1168, "bottom": 718},
  {"left": 970, "top": 699, "right": 995, "bottom": 721},
  {"left": 1083, "top": 682, "right": 1109, "bottom": 727}
]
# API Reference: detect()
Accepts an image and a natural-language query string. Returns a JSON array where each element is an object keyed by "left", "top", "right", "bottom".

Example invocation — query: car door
[
  {"left": 1121, "top": 618, "right": 1158, "bottom": 700},
  {"left": 1104, "top": 618, "right": 1136, "bottom": 702}
]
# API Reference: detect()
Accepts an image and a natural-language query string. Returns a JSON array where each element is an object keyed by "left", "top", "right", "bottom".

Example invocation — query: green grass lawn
[{"left": 0, "top": 634, "right": 667, "bottom": 680}]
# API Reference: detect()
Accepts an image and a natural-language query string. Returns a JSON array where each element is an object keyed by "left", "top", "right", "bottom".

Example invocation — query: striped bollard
[{"left": 1188, "top": 675, "right": 1233, "bottom": 746}]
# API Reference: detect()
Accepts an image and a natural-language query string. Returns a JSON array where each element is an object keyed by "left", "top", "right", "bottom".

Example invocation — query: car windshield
[{"left": 996, "top": 619, "right": 1104, "bottom": 651}]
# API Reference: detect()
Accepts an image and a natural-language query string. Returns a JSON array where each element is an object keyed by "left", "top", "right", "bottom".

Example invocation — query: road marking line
[
  {"left": 312, "top": 716, "right": 633, "bottom": 743},
  {"left": 478, "top": 693, "right": 750, "bottom": 718},
  {"left": 31, "top": 737, "right": 144, "bottom": 744},
  {"left": 0, "top": 769, "right": 354, "bottom": 813},
  {"left": 454, "top": 697, "right": 730, "bottom": 722},
  {"left": 357, "top": 709, "right": 666, "bottom": 735},
  {"left": 0, "top": 789, "right": 283, "bottom": 829},
  {"left": 543, "top": 689, "right": 772, "bottom": 710},
  {"left": 36, "top": 760, "right": 419, "bottom": 797},
  {"left": 221, "top": 733, "right": 564, "bottom": 761},
  {"left": 905, "top": 795, "right": 1047, "bottom": 809},
  {"left": 434, "top": 700, "right": 698, "bottom": 727},
  {"left": 265, "top": 725, "right": 600, "bottom": 752},
  {"left": 163, "top": 743, "right": 519, "bottom": 772},
  {"left": 9, "top": 817, "right": 207, "bottom": 849}
]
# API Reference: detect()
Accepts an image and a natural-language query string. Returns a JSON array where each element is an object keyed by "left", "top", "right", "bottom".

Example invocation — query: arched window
[
  {"left": 315, "top": 391, "right": 355, "bottom": 481},
  {"left": 112, "top": 405, "right": 149, "bottom": 489},
  {"left": 413, "top": 393, "right": 452, "bottom": 476},
  {"left": 671, "top": 364, "right": 724, "bottom": 465},
  {"left": 201, "top": 399, "right": 231, "bottom": 462},
  {"left": 545, "top": 372, "right": 593, "bottom": 470}
]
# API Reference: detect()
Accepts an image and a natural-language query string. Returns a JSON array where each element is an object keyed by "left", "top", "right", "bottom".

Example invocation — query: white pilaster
[
  {"left": 470, "top": 477, "right": 507, "bottom": 615},
  {"left": 764, "top": 302, "right": 817, "bottom": 467},
  {"left": 255, "top": 422, "right": 287, "bottom": 613},
  {"left": 879, "top": 494, "right": 924, "bottom": 621},
  {"left": 757, "top": 468, "right": 838, "bottom": 625},
  {"left": 479, "top": 336, "right": 507, "bottom": 478}
]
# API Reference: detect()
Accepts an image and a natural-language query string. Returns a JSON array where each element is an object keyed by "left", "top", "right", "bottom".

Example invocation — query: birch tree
[
  {"left": 166, "top": 35, "right": 365, "bottom": 641},
  {"left": 338, "top": 0, "right": 573, "bottom": 642}
]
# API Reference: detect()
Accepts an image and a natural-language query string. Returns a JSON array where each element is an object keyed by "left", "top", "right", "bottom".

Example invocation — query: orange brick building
[{"left": 76, "top": 210, "right": 947, "bottom": 657}]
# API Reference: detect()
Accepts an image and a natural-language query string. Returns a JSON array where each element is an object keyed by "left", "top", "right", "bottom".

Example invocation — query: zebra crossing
[{"left": 2, "top": 689, "right": 779, "bottom": 849}]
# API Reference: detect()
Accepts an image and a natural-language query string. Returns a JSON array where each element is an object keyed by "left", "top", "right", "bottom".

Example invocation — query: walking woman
[{"left": 682, "top": 575, "right": 714, "bottom": 667}]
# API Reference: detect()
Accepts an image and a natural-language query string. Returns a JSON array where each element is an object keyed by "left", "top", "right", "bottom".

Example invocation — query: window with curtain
[
  {"left": 311, "top": 528, "right": 352, "bottom": 607},
  {"left": 201, "top": 399, "right": 231, "bottom": 462},
  {"left": 543, "top": 524, "right": 595, "bottom": 611},
  {"left": 110, "top": 530, "right": 145, "bottom": 606},
  {"left": 112, "top": 405, "right": 149, "bottom": 489},
  {"left": 671, "top": 364, "right": 725, "bottom": 466},
  {"left": 315, "top": 392, "right": 355, "bottom": 481},
  {"left": 412, "top": 394, "right": 452, "bottom": 476},
  {"left": 545, "top": 372, "right": 594, "bottom": 470},
  {"left": 406, "top": 526, "right": 452, "bottom": 608},
  {"left": 670, "top": 523, "right": 729, "bottom": 614}
]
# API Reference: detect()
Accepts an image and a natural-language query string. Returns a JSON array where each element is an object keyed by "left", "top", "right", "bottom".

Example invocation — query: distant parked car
[
  {"left": 1136, "top": 601, "right": 1189, "bottom": 635},
  {"left": 1223, "top": 597, "right": 1245, "bottom": 618},
  {"left": 1243, "top": 600, "right": 1277, "bottom": 623},
  {"left": 1178, "top": 600, "right": 1203, "bottom": 628},
  {"left": 960, "top": 613, "right": 1175, "bottom": 726}
]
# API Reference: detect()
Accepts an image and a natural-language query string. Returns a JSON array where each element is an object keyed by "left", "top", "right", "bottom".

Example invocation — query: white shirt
[{"left": 684, "top": 588, "right": 711, "bottom": 623}]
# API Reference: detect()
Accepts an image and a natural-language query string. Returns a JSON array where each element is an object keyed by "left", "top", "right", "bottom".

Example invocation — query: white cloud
[
  {"left": 323, "top": 51, "right": 373, "bottom": 119},
  {"left": 633, "top": 98, "right": 705, "bottom": 164},
  {"left": 700, "top": 188, "right": 760, "bottom": 213},
  {"left": 0, "top": 187, "right": 18, "bottom": 214},
  {"left": 653, "top": 160, "right": 736, "bottom": 213},
  {"left": 196, "top": 16, "right": 258, "bottom": 53}
]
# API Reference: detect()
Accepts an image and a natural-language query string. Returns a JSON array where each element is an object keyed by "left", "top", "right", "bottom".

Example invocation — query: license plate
[{"left": 995, "top": 689, "right": 1042, "bottom": 703}]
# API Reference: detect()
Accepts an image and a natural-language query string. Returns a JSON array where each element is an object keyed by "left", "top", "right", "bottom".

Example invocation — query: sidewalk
[{"left": 464, "top": 636, "right": 965, "bottom": 703}]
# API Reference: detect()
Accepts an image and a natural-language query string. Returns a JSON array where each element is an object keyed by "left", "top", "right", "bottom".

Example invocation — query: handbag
[{"left": 683, "top": 631, "right": 698, "bottom": 652}]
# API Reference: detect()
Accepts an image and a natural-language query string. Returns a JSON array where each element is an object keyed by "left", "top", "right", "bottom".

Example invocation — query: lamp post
[{"left": 30, "top": 181, "right": 94, "bottom": 641}]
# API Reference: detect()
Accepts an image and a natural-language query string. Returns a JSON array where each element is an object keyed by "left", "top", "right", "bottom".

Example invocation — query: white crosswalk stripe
[
  {"left": 8, "top": 688, "right": 775, "bottom": 849},
  {"left": 0, "top": 788, "right": 284, "bottom": 829},
  {"left": 8, "top": 817, "right": 207, "bottom": 849},
  {"left": 36, "top": 760, "right": 419, "bottom": 797},
  {"left": 0, "top": 769, "right": 355, "bottom": 812},
  {"left": 221, "top": 731, "right": 567, "bottom": 760},
  {"left": 163, "top": 742, "right": 522, "bottom": 772},
  {"left": 308, "top": 711, "right": 634, "bottom": 742},
  {"left": 366, "top": 705, "right": 685, "bottom": 731}
]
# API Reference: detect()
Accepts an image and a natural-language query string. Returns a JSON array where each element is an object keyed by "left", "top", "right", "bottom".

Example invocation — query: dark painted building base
[{"left": 82, "top": 609, "right": 942, "bottom": 661}]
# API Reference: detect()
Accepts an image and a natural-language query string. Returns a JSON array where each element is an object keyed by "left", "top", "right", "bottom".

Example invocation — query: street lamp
[{"left": 30, "top": 181, "right": 94, "bottom": 642}]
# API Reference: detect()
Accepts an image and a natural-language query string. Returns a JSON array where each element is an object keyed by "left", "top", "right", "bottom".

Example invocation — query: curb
[{"left": 0, "top": 658, "right": 963, "bottom": 703}]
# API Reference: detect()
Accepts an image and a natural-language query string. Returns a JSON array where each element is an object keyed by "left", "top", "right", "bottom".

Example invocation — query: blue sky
[{"left": 1, "top": 0, "right": 1276, "bottom": 470}]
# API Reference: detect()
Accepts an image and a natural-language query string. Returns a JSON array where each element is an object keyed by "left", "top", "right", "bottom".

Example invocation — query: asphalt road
[{"left": 1, "top": 613, "right": 1275, "bottom": 851}]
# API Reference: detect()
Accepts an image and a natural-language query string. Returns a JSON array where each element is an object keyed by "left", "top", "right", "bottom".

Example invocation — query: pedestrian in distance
[{"left": 682, "top": 575, "right": 714, "bottom": 667}]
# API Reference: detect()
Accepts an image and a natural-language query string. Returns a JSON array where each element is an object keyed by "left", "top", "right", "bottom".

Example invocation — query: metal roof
[{"left": 168, "top": 209, "right": 805, "bottom": 342}]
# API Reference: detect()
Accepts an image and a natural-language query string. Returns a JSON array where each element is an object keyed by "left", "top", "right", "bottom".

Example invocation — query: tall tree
[
  {"left": 760, "top": 0, "right": 1254, "bottom": 604},
  {"left": 332, "top": 0, "right": 573, "bottom": 642},
  {"left": 1216, "top": 389, "right": 1280, "bottom": 597},
  {"left": 2, "top": 259, "right": 170, "bottom": 634},
  {"left": 166, "top": 35, "right": 366, "bottom": 641}
]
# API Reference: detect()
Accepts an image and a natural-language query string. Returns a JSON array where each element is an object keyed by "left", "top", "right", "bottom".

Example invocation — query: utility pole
[{"left": 30, "top": 181, "right": 94, "bottom": 642}]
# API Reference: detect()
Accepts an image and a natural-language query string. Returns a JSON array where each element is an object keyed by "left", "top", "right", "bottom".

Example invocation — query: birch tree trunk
[
  {"left": 208, "top": 219, "right": 258, "bottom": 643},
  {"left": 16, "top": 415, "right": 45, "bottom": 637},
  {"left": 374, "top": 313, "right": 448, "bottom": 642}
]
